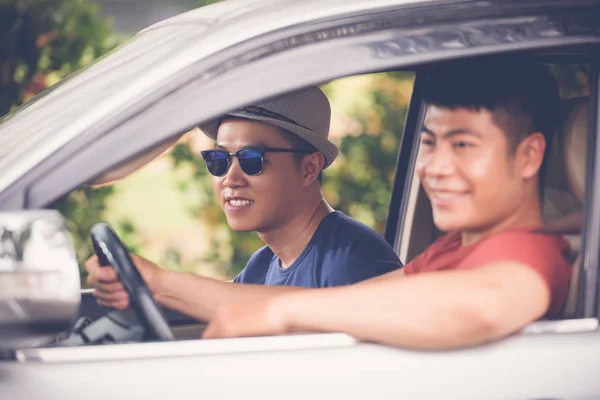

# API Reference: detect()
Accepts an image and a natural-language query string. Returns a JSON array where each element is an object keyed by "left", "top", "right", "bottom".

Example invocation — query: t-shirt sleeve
[
  {"left": 458, "top": 232, "right": 572, "bottom": 317},
  {"left": 460, "top": 233, "right": 566, "bottom": 283}
]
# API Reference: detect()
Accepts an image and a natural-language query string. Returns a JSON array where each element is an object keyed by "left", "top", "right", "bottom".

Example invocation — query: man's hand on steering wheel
[
  {"left": 85, "top": 253, "right": 160, "bottom": 310},
  {"left": 87, "top": 223, "right": 174, "bottom": 341}
]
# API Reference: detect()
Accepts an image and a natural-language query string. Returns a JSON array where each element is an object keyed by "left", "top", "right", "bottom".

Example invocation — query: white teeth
[{"left": 229, "top": 199, "right": 253, "bottom": 207}]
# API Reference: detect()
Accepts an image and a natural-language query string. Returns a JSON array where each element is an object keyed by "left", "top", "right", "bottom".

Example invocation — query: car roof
[
  {"left": 0, "top": 0, "right": 439, "bottom": 193},
  {"left": 139, "top": 0, "right": 435, "bottom": 33}
]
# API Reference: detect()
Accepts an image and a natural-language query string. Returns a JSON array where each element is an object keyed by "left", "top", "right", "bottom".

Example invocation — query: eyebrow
[{"left": 421, "top": 126, "right": 482, "bottom": 139}]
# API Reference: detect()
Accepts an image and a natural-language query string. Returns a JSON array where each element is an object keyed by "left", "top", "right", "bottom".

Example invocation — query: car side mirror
[{"left": 0, "top": 210, "right": 80, "bottom": 349}]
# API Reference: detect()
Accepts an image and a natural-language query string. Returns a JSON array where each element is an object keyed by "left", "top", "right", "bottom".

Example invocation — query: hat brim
[{"left": 199, "top": 111, "right": 338, "bottom": 169}]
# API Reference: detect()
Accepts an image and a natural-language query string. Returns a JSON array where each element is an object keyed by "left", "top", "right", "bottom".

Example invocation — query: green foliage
[
  {"left": 52, "top": 186, "right": 142, "bottom": 286},
  {"left": 323, "top": 72, "right": 413, "bottom": 234},
  {"left": 0, "top": 0, "right": 115, "bottom": 115}
]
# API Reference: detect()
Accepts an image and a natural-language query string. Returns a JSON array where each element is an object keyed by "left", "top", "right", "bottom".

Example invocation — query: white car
[{"left": 1, "top": 0, "right": 599, "bottom": 398}]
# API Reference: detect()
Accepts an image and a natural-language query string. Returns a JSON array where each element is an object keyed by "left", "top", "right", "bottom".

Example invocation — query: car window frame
[{"left": 584, "top": 59, "right": 600, "bottom": 318}]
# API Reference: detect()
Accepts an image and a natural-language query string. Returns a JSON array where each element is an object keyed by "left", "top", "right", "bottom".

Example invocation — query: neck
[
  {"left": 258, "top": 197, "right": 334, "bottom": 268},
  {"left": 461, "top": 191, "right": 544, "bottom": 247}
]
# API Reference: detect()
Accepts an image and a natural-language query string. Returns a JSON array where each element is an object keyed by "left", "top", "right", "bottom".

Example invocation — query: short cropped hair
[
  {"left": 280, "top": 128, "right": 323, "bottom": 183},
  {"left": 423, "top": 57, "right": 560, "bottom": 188}
]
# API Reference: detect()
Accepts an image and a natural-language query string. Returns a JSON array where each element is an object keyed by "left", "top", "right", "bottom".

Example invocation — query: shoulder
[
  {"left": 246, "top": 245, "right": 275, "bottom": 265},
  {"left": 319, "top": 211, "right": 396, "bottom": 249},
  {"left": 461, "top": 230, "right": 571, "bottom": 291},
  {"left": 317, "top": 211, "right": 401, "bottom": 260},
  {"left": 234, "top": 245, "right": 274, "bottom": 284},
  {"left": 467, "top": 230, "right": 570, "bottom": 266},
  {"left": 315, "top": 212, "right": 402, "bottom": 286},
  {"left": 463, "top": 230, "right": 572, "bottom": 318}
]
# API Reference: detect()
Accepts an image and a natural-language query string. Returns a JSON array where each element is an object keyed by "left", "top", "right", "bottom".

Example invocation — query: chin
[
  {"left": 225, "top": 219, "right": 257, "bottom": 232},
  {"left": 432, "top": 215, "right": 466, "bottom": 233},
  {"left": 228, "top": 224, "right": 257, "bottom": 232}
]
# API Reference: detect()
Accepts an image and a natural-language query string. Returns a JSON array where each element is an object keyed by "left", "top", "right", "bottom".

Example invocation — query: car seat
[{"left": 541, "top": 96, "right": 589, "bottom": 318}]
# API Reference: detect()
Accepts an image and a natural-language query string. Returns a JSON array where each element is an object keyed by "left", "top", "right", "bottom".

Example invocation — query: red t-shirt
[{"left": 404, "top": 229, "right": 572, "bottom": 318}]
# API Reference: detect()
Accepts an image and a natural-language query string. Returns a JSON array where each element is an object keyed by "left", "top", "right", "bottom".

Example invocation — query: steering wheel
[{"left": 90, "top": 222, "right": 174, "bottom": 341}]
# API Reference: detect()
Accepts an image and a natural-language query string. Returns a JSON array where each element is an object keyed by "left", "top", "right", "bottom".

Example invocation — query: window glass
[{"left": 52, "top": 71, "right": 415, "bottom": 285}]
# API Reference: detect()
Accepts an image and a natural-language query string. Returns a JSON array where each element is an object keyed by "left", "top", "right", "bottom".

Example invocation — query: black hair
[
  {"left": 423, "top": 57, "right": 560, "bottom": 193},
  {"left": 279, "top": 128, "right": 323, "bottom": 184}
]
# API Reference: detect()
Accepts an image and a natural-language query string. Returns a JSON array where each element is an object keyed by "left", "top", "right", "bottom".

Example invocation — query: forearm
[
  {"left": 275, "top": 269, "right": 534, "bottom": 349},
  {"left": 151, "top": 270, "right": 305, "bottom": 322}
]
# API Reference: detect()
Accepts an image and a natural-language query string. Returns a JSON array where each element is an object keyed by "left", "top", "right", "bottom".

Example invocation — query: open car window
[{"left": 52, "top": 72, "right": 414, "bottom": 285}]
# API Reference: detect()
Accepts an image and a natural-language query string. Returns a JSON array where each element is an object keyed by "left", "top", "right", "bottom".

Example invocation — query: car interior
[{"left": 35, "top": 52, "right": 592, "bottom": 348}]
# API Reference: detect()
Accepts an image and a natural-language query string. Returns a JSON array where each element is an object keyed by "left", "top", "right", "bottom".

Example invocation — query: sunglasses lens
[
  {"left": 238, "top": 149, "right": 263, "bottom": 175},
  {"left": 203, "top": 151, "right": 228, "bottom": 176}
]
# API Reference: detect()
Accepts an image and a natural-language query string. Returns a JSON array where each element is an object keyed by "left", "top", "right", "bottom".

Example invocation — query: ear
[
  {"left": 517, "top": 132, "right": 546, "bottom": 179},
  {"left": 301, "top": 152, "right": 325, "bottom": 186}
]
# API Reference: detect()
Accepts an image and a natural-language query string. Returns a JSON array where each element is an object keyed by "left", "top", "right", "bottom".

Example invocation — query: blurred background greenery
[{"left": 1, "top": 0, "right": 588, "bottom": 285}]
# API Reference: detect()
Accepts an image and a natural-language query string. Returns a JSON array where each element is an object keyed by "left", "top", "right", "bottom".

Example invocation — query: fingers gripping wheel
[{"left": 90, "top": 222, "right": 174, "bottom": 341}]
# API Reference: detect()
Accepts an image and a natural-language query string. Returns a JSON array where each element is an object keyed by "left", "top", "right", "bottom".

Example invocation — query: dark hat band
[{"left": 234, "top": 106, "right": 309, "bottom": 131}]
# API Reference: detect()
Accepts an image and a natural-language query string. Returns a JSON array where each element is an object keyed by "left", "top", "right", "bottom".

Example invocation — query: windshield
[{"left": 0, "top": 23, "right": 205, "bottom": 190}]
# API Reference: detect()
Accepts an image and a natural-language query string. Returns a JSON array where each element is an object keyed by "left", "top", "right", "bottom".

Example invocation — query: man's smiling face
[
  {"left": 212, "top": 118, "right": 306, "bottom": 233},
  {"left": 416, "top": 106, "right": 532, "bottom": 234}
]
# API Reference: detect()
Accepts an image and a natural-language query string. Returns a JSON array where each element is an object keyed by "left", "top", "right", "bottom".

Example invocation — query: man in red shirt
[{"left": 202, "top": 58, "right": 573, "bottom": 349}]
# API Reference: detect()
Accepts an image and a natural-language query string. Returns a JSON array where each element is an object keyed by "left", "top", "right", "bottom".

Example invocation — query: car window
[{"left": 51, "top": 71, "right": 415, "bottom": 286}]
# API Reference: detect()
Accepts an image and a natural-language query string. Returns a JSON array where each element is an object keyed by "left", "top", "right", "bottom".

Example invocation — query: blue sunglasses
[{"left": 200, "top": 147, "right": 314, "bottom": 176}]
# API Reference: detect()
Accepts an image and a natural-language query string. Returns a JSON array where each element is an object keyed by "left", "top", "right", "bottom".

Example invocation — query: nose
[
  {"left": 420, "top": 144, "right": 454, "bottom": 178},
  {"left": 222, "top": 156, "right": 248, "bottom": 188}
]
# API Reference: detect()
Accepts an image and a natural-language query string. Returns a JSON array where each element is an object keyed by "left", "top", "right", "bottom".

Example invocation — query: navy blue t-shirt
[{"left": 234, "top": 211, "right": 402, "bottom": 287}]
